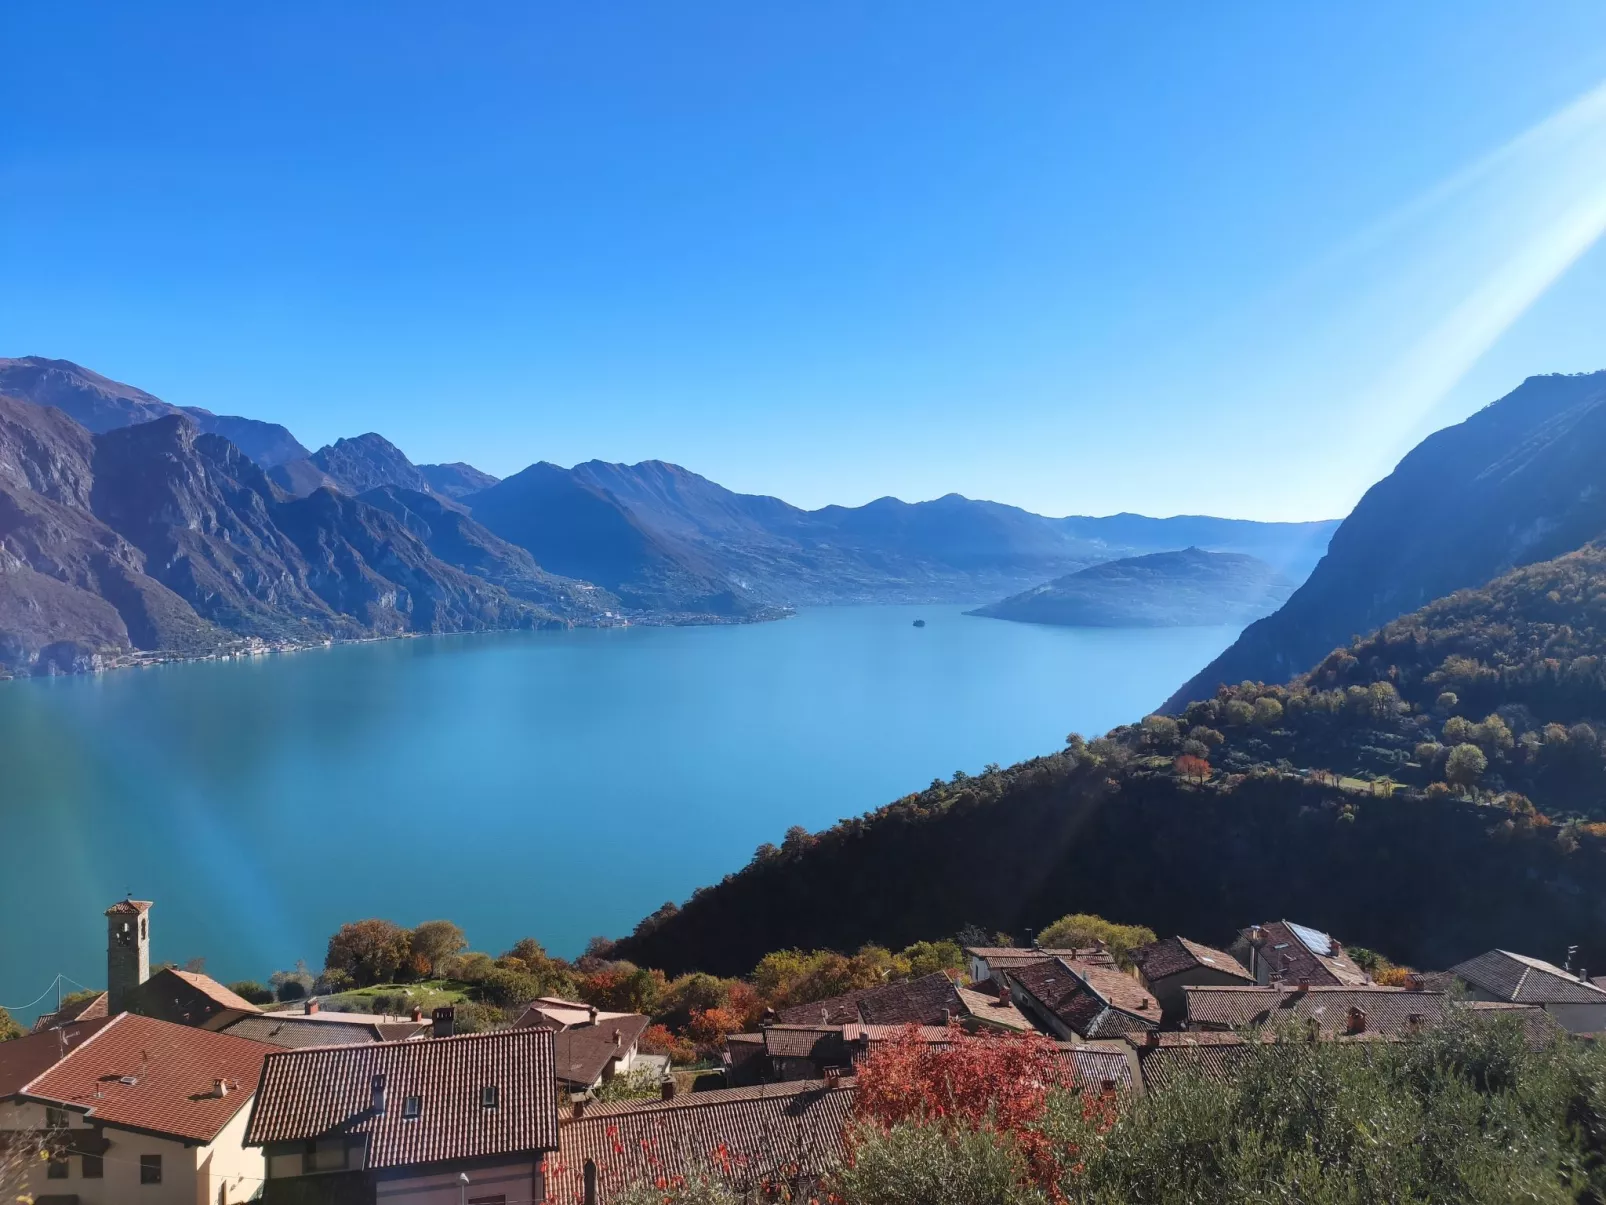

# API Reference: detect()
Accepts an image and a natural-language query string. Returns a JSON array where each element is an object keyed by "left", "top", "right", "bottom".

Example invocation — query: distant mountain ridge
[
  {"left": 969, "top": 547, "right": 1295, "bottom": 627},
  {"left": 0, "top": 355, "right": 1345, "bottom": 670},
  {"left": 1165, "top": 370, "right": 1606, "bottom": 710}
]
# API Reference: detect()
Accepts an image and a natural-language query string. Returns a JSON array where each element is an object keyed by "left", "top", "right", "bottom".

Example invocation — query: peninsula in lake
[{"left": 968, "top": 547, "right": 1296, "bottom": 628}]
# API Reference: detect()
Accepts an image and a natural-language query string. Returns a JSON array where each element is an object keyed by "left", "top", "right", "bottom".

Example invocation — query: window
[
  {"left": 44, "top": 1106, "right": 68, "bottom": 1127},
  {"left": 401, "top": 1095, "right": 422, "bottom": 1119},
  {"left": 140, "top": 1154, "right": 162, "bottom": 1184},
  {"left": 81, "top": 1153, "right": 104, "bottom": 1178},
  {"left": 303, "top": 1138, "right": 349, "bottom": 1173},
  {"left": 481, "top": 1084, "right": 499, "bottom": 1109},
  {"left": 47, "top": 1155, "right": 68, "bottom": 1179}
]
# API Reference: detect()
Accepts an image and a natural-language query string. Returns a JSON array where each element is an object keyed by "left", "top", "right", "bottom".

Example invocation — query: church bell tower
[{"left": 106, "top": 897, "right": 152, "bottom": 1013}]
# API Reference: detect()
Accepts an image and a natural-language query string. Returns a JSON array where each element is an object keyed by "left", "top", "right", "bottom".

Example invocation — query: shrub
[
  {"left": 226, "top": 980, "right": 274, "bottom": 1006},
  {"left": 1445, "top": 743, "right": 1488, "bottom": 788},
  {"left": 1036, "top": 914, "right": 1156, "bottom": 965}
]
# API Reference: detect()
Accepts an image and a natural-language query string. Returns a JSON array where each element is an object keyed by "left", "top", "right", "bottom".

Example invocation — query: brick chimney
[
  {"left": 1346, "top": 1006, "right": 1367, "bottom": 1035},
  {"left": 1292, "top": 978, "right": 1310, "bottom": 997},
  {"left": 660, "top": 1080, "right": 677, "bottom": 1101},
  {"left": 571, "top": 1099, "right": 587, "bottom": 1119},
  {"left": 304, "top": 998, "right": 320, "bottom": 1015},
  {"left": 1144, "top": 1029, "right": 1161, "bottom": 1047},
  {"left": 411, "top": 1006, "right": 423, "bottom": 1022},
  {"left": 587, "top": 1004, "right": 598, "bottom": 1025}
]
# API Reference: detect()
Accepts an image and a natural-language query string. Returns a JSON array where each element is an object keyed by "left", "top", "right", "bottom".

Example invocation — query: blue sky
[{"left": 5, "top": 3, "right": 1606, "bottom": 521}]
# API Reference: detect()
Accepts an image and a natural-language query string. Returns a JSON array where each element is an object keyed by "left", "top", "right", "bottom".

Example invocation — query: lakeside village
[{"left": 4, "top": 901, "right": 1605, "bottom": 1204}]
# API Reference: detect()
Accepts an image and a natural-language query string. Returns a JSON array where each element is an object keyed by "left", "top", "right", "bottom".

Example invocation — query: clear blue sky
[{"left": 5, "top": 2, "right": 1606, "bottom": 521}]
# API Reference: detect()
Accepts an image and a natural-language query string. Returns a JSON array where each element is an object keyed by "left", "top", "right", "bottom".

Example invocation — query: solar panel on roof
[{"left": 1287, "top": 922, "right": 1333, "bottom": 956}]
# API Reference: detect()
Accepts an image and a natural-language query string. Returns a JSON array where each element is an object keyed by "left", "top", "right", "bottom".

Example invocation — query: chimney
[
  {"left": 1292, "top": 978, "right": 1310, "bottom": 997},
  {"left": 613, "top": 1028, "right": 623, "bottom": 1048},
  {"left": 760, "top": 1008, "right": 776, "bottom": 1028},
  {"left": 825, "top": 1067, "right": 843, "bottom": 1089},
  {"left": 939, "top": 1008, "right": 951, "bottom": 1027},
  {"left": 571, "top": 1099, "right": 587, "bottom": 1119},
  {"left": 411, "top": 1006, "right": 423, "bottom": 1022},
  {"left": 587, "top": 1004, "right": 598, "bottom": 1025},
  {"left": 1346, "top": 1006, "right": 1367, "bottom": 1035},
  {"left": 1100, "top": 1078, "right": 1118, "bottom": 1098},
  {"left": 660, "top": 1080, "right": 677, "bottom": 1101},
  {"left": 304, "top": 998, "right": 319, "bottom": 1015},
  {"left": 213, "top": 1078, "right": 229, "bottom": 1098},
  {"left": 1144, "top": 1029, "right": 1161, "bottom": 1048},
  {"left": 1407, "top": 1012, "right": 1426, "bottom": 1034},
  {"left": 432, "top": 1006, "right": 456, "bottom": 1039},
  {"left": 371, "top": 1074, "right": 387, "bottom": 1115},
  {"left": 1407, "top": 974, "right": 1426, "bottom": 993}
]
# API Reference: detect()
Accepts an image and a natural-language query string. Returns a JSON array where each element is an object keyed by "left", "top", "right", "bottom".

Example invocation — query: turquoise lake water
[{"left": 0, "top": 606, "right": 1239, "bottom": 1018}]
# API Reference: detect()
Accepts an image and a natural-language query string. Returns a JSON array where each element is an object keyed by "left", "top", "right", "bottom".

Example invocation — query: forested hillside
[{"left": 618, "top": 541, "right": 1606, "bottom": 978}]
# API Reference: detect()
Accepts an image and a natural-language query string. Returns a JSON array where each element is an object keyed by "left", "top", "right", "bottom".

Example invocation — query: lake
[{"left": 0, "top": 606, "right": 1238, "bottom": 1018}]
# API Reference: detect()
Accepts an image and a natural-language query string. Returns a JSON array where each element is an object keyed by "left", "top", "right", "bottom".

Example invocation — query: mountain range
[{"left": 0, "top": 355, "right": 1338, "bottom": 674}]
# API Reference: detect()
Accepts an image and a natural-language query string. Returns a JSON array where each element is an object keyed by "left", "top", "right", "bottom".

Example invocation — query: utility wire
[{"left": 1, "top": 974, "right": 69, "bottom": 1013}]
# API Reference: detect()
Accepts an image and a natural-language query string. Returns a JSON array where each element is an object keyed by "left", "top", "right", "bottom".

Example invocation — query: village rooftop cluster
[{"left": 3, "top": 900, "right": 1603, "bottom": 1204}]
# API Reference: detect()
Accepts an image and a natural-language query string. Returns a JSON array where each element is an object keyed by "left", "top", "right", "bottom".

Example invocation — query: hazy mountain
[
  {"left": 465, "top": 462, "right": 764, "bottom": 618},
  {"left": 552, "top": 460, "right": 1338, "bottom": 606},
  {"left": 969, "top": 547, "right": 1295, "bottom": 627},
  {"left": 272, "top": 433, "right": 435, "bottom": 498},
  {"left": 1166, "top": 370, "right": 1606, "bottom": 710},
  {"left": 0, "top": 356, "right": 309, "bottom": 467},
  {"left": 357, "top": 485, "right": 616, "bottom": 617},
  {"left": 419, "top": 461, "right": 500, "bottom": 499}
]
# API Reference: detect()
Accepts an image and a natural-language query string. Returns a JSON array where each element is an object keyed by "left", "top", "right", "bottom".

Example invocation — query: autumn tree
[
  {"left": 1175, "top": 753, "right": 1211, "bottom": 783},
  {"left": 1252, "top": 697, "right": 1283, "bottom": 727},
  {"left": 325, "top": 919, "right": 412, "bottom": 987},
  {"left": 1036, "top": 914, "right": 1156, "bottom": 966}
]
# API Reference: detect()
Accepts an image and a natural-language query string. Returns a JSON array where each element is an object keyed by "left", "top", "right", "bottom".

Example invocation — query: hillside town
[{"left": 2, "top": 898, "right": 1601, "bottom": 1204}]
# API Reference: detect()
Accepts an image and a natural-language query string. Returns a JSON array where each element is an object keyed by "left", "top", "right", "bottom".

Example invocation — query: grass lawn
[{"left": 263, "top": 979, "right": 474, "bottom": 1014}]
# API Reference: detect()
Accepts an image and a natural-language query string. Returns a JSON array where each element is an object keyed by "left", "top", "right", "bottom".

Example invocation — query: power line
[{"left": 1, "top": 974, "right": 70, "bottom": 1014}]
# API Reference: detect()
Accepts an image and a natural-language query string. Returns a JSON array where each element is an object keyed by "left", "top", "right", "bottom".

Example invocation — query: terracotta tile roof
[
  {"left": 1128, "top": 1032, "right": 1258, "bottom": 1092},
  {"left": 1009, "top": 959, "right": 1159, "bottom": 1039},
  {"left": 167, "top": 969, "right": 263, "bottom": 1015},
  {"left": 0, "top": 1019, "right": 115, "bottom": 1097},
  {"left": 1466, "top": 1001, "right": 1569, "bottom": 1048},
  {"left": 964, "top": 947, "right": 1085, "bottom": 962},
  {"left": 956, "top": 986, "right": 1035, "bottom": 1031},
  {"left": 763, "top": 1025, "right": 850, "bottom": 1063},
  {"left": 221, "top": 1015, "right": 399, "bottom": 1049},
  {"left": 1052, "top": 1042, "right": 1135, "bottom": 1093},
  {"left": 246, "top": 1029, "right": 560, "bottom": 1168},
  {"left": 552, "top": 1016, "right": 652, "bottom": 1088},
  {"left": 553, "top": 1080, "right": 855, "bottom": 1204},
  {"left": 31, "top": 992, "right": 109, "bottom": 1033},
  {"left": 1238, "top": 921, "right": 1369, "bottom": 987},
  {"left": 774, "top": 972, "right": 963, "bottom": 1027},
  {"left": 1185, "top": 985, "right": 1449, "bottom": 1036},
  {"left": 1451, "top": 950, "right": 1606, "bottom": 1005},
  {"left": 16, "top": 1013, "right": 271, "bottom": 1143},
  {"left": 514, "top": 998, "right": 637, "bottom": 1032},
  {"left": 1134, "top": 937, "right": 1252, "bottom": 984},
  {"left": 104, "top": 899, "right": 153, "bottom": 915}
]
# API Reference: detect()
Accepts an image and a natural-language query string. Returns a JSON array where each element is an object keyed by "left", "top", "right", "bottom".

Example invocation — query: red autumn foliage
[
  {"left": 852, "top": 1025, "right": 1119, "bottom": 1201},
  {"left": 1174, "top": 753, "right": 1211, "bottom": 782}
]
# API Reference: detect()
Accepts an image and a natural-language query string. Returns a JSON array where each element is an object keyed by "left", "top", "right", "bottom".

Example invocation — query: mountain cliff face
[
  {"left": 969, "top": 547, "right": 1294, "bottom": 627},
  {"left": 0, "top": 405, "right": 582, "bottom": 674},
  {"left": 1166, "top": 371, "right": 1606, "bottom": 710},
  {"left": 0, "top": 357, "right": 308, "bottom": 467},
  {"left": 271, "top": 433, "right": 437, "bottom": 498}
]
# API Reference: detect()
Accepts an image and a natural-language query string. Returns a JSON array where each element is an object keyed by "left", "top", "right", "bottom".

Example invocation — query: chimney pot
[
  {"left": 587, "top": 1005, "right": 598, "bottom": 1024},
  {"left": 660, "top": 1080, "right": 677, "bottom": 1101},
  {"left": 305, "top": 998, "right": 319, "bottom": 1015}
]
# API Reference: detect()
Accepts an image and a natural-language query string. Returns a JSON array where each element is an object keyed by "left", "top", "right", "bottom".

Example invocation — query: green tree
[
  {"left": 1036, "top": 913, "right": 1156, "bottom": 966},
  {"left": 0, "top": 1007, "right": 23, "bottom": 1042},
  {"left": 227, "top": 980, "right": 274, "bottom": 1005},
  {"left": 899, "top": 940, "right": 964, "bottom": 978},
  {"left": 1142, "top": 715, "right": 1181, "bottom": 746},
  {"left": 409, "top": 920, "right": 468, "bottom": 977},
  {"left": 1252, "top": 697, "right": 1284, "bottom": 727},
  {"left": 1475, "top": 713, "right": 1515, "bottom": 754},
  {"left": 1445, "top": 743, "right": 1488, "bottom": 789},
  {"left": 1443, "top": 715, "right": 1477, "bottom": 744},
  {"left": 1222, "top": 699, "right": 1255, "bottom": 726}
]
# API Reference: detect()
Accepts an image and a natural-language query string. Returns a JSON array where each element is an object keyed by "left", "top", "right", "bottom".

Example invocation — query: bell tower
[{"left": 106, "top": 898, "right": 152, "bottom": 1013}]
